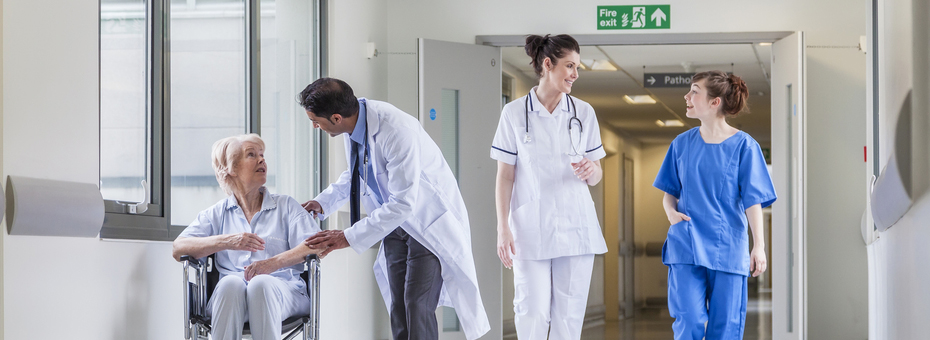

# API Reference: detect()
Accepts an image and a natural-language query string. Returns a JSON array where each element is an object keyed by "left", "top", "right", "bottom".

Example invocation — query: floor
[{"left": 578, "top": 292, "right": 773, "bottom": 340}]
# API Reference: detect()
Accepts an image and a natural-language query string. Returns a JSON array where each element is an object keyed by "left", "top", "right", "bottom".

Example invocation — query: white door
[
  {"left": 771, "top": 31, "right": 806, "bottom": 340},
  {"left": 619, "top": 155, "right": 635, "bottom": 318},
  {"left": 419, "top": 38, "right": 503, "bottom": 340}
]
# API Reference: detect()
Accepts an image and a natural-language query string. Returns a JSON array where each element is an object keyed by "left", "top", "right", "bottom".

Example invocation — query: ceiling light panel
[
  {"left": 581, "top": 59, "right": 618, "bottom": 71},
  {"left": 655, "top": 119, "right": 684, "bottom": 127},
  {"left": 623, "top": 95, "right": 657, "bottom": 104}
]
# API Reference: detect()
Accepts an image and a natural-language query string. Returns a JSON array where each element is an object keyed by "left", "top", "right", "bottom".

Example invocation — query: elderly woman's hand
[
  {"left": 225, "top": 232, "right": 265, "bottom": 252},
  {"left": 244, "top": 258, "right": 279, "bottom": 281}
]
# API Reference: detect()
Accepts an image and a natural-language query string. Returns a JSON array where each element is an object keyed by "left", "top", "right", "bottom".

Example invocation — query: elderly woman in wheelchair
[{"left": 172, "top": 134, "right": 324, "bottom": 340}]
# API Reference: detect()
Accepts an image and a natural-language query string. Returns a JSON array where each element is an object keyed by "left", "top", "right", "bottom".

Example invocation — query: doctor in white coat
[{"left": 298, "top": 78, "right": 490, "bottom": 340}]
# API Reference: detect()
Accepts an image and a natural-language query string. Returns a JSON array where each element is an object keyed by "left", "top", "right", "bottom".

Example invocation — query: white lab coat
[
  {"left": 313, "top": 99, "right": 491, "bottom": 340},
  {"left": 490, "top": 88, "right": 609, "bottom": 260}
]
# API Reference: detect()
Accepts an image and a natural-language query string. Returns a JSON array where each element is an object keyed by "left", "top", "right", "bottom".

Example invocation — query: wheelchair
[{"left": 180, "top": 254, "right": 321, "bottom": 340}]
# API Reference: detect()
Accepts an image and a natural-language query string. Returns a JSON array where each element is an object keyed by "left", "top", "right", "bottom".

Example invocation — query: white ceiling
[{"left": 502, "top": 43, "right": 773, "bottom": 145}]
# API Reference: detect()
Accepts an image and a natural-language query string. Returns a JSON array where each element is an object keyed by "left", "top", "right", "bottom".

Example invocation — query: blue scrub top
[{"left": 653, "top": 127, "right": 776, "bottom": 276}]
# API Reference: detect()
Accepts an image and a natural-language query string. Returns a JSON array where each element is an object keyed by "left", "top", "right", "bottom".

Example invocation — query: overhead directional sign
[
  {"left": 597, "top": 5, "right": 671, "bottom": 30},
  {"left": 644, "top": 73, "right": 694, "bottom": 88}
]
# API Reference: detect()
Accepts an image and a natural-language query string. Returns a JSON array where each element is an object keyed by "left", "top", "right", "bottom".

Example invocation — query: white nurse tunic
[{"left": 490, "top": 87, "right": 608, "bottom": 260}]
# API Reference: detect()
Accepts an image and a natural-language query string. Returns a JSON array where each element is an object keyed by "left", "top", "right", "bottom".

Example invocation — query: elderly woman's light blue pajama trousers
[{"left": 207, "top": 275, "right": 311, "bottom": 340}]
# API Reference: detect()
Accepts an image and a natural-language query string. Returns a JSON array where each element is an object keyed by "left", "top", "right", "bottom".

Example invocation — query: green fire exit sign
[{"left": 597, "top": 5, "right": 671, "bottom": 30}]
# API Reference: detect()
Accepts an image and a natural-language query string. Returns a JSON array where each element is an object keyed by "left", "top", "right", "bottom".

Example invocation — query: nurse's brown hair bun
[
  {"left": 524, "top": 34, "right": 580, "bottom": 79},
  {"left": 692, "top": 71, "right": 750, "bottom": 117}
]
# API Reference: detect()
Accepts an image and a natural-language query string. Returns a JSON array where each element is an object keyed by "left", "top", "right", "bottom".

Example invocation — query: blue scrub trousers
[{"left": 668, "top": 264, "right": 747, "bottom": 340}]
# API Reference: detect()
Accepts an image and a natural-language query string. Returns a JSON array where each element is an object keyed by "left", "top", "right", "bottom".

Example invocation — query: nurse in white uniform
[{"left": 491, "top": 34, "right": 608, "bottom": 340}]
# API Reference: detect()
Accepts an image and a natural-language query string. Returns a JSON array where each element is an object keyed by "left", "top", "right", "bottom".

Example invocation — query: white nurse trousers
[
  {"left": 207, "top": 275, "right": 311, "bottom": 340},
  {"left": 512, "top": 254, "right": 595, "bottom": 340}
]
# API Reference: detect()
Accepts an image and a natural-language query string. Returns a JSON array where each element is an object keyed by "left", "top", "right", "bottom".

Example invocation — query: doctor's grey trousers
[
  {"left": 384, "top": 227, "right": 444, "bottom": 340},
  {"left": 207, "top": 275, "right": 311, "bottom": 340}
]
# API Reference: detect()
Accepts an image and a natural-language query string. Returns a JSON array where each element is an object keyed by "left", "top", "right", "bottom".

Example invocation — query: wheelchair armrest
[
  {"left": 179, "top": 255, "right": 202, "bottom": 265},
  {"left": 180, "top": 255, "right": 214, "bottom": 273}
]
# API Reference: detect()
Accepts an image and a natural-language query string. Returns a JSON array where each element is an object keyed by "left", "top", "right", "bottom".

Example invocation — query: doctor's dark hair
[
  {"left": 691, "top": 70, "right": 750, "bottom": 117},
  {"left": 524, "top": 34, "right": 580, "bottom": 78},
  {"left": 299, "top": 77, "right": 359, "bottom": 119}
]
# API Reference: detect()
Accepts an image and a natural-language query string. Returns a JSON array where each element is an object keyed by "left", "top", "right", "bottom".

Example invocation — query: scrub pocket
[{"left": 662, "top": 220, "right": 695, "bottom": 266}]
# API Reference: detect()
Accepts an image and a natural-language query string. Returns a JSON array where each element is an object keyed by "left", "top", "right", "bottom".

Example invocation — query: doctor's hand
[
  {"left": 497, "top": 227, "right": 516, "bottom": 269},
  {"left": 304, "top": 230, "right": 349, "bottom": 258},
  {"left": 224, "top": 232, "right": 265, "bottom": 252},
  {"left": 301, "top": 200, "right": 323, "bottom": 218},
  {"left": 244, "top": 258, "right": 280, "bottom": 281},
  {"left": 667, "top": 212, "right": 691, "bottom": 225},
  {"left": 750, "top": 246, "right": 767, "bottom": 277}
]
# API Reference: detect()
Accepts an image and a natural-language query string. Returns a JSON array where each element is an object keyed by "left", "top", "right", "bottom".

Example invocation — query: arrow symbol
[
  {"left": 651, "top": 8, "right": 667, "bottom": 26},
  {"left": 647, "top": 76, "right": 656, "bottom": 85}
]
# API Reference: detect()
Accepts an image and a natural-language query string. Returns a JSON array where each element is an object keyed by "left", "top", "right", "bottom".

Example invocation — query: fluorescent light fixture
[
  {"left": 591, "top": 60, "right": 617, "bottom": 71},
  {"left": 623, "top": 95, "right": 656, "bottom": 104},
  {"left": 655, "top": 119, "right": 685, "bottom": 127},
  {"left": 758, "top": 42, "right": 773, "bottom": 46},
  {"left": 580, "top": 59, "right": 617, "bottom": 71}
]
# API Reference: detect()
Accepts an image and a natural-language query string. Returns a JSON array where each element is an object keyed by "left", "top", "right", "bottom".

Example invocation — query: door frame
[
  {"left": 476, "top": 32, "right": 794, "bottom": 46},
  {"left": 620, "top": 154, "right": 635, "bottom": 318}
]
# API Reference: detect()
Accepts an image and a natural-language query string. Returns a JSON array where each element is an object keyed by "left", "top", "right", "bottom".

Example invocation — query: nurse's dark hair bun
[
  {"left": 691, "top": 70, "right": 750, "bottom": 117},
  {"left": 524, "top": 34, "right": 580, "bottom": 79}
]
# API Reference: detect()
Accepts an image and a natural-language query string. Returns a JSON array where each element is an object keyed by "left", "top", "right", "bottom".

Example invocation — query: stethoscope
[
  {"left": 359, "top": 100, "right": 371, "bottom": 198},
  {"left": 361, "top": 137, "right": 371, "bottom": 197},
  {"left": 523, "top": 91, "right": 585, "bottom": 156}
]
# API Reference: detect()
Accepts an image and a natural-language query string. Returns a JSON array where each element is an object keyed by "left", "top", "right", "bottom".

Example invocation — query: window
[
  {"left": 100, "top": 0, "right": 147, "bottom": 204},
  {"left": 258, "top": 0, "right": 323, "bottom": 203},
  {"left": 168, "top": 0, "right": 249, "bottom": 226},
  {"left": 100, "top": 0, "right": 326, "bottom": 240}
]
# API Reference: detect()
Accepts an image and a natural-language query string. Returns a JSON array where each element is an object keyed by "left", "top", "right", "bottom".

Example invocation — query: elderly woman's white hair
[{"left": 211, "top": 134, "right": 265, "bottom": 195}]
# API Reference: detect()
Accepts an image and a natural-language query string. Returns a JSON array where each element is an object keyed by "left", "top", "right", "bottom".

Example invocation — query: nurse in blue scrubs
[{"left": 653, "top": 70, "right": 776, "bottom": 340}]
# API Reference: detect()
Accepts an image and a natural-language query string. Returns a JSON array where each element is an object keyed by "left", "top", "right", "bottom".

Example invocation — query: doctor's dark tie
[{"left": 350, "top": 140, "right": 361, "bottom": 225}]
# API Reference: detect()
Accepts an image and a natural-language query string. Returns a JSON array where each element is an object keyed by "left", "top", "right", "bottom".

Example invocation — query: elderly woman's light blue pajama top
[
  {"left": 179, "top": 187, "right": 320, "bottom": 292},
  {"left": 653, "top": 127, "right": 776, "bottom": 276}
]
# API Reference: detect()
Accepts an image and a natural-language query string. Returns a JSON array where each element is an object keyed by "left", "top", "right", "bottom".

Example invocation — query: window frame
[{"left": 99, "top": 0, "right": 328, "bottom": 241}]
